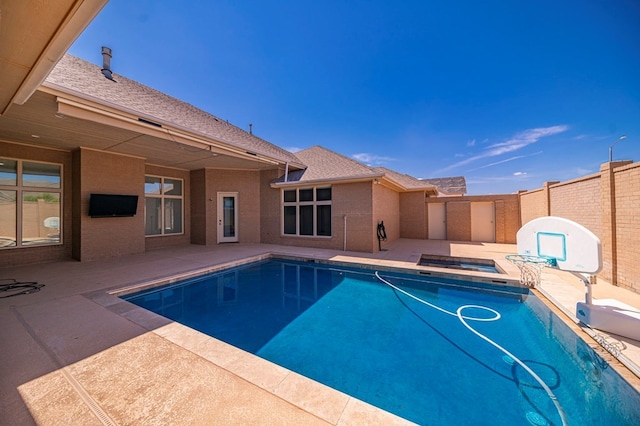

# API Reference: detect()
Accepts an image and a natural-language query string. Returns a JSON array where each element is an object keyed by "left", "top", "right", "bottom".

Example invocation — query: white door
[
  {"left": 217, "top": 192, "right": 238, "bottom": 243},
  {"left": 428, "top": 203, "right": 446, "bottom": 240},
  {"left": 471, "top": 202, "right": 495, "bottom": 242}
]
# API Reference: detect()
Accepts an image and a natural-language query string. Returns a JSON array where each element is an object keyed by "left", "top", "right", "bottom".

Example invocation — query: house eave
[
  {"left": 45, "top": 86, "right": 303, "bottom": 167},
  {"left": 271, "top": 173, "right": 385, "bottom": 188}
]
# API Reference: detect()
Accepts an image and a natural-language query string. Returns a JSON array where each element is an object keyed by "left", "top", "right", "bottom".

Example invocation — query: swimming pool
[{"left": 123, "top": 258, "right": 640, "bottom": 425}]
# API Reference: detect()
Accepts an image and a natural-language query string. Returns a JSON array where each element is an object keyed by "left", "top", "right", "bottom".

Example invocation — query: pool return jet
[{"left": 509, "top": 216, "right": 640, "bottom": 343}]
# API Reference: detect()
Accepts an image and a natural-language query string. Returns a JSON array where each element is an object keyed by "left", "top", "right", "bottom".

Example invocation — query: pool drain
[{"left": 526, "top": 411, "right": 549, "bottom": 426}]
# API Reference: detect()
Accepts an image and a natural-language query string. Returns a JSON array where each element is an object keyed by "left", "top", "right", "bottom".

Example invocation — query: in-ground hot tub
[{"left": 418, "top": 254, "right": 503, "bottom": 274}]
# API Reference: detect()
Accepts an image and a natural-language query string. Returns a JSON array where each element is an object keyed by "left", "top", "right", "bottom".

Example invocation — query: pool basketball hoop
[{"left": 505, "top": 254, "right": 553, "bottom": 287}]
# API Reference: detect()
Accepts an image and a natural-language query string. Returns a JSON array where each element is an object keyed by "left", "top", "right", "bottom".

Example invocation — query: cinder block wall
[
  {"left": 0, "top": 141, "right": 73, "bottom": 266},
  {"left": 519, "top": 160, "right": 640, "bottom": 294}
]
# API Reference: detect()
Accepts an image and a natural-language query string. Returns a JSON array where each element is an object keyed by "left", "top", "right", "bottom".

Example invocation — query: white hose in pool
[{"left": 374, "top": 271, "right": 568, "bottom": 426}]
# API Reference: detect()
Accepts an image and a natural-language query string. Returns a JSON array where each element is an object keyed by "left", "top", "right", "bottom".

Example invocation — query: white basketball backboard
[{"left": 517, "top": 216, "right": 602, "bottom": 274}]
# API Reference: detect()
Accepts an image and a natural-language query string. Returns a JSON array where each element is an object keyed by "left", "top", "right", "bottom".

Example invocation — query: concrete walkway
[{"left": 2, "top": 240, "right": 639, "bottom": 425}]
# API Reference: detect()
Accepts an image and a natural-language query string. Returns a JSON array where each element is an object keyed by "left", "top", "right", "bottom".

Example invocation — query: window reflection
[
  {"left": 0, "top": 190, "right": 16, "bottom": 247},
  {"left": 22, "top": 192, "right": 60, "bottom": 245},
  {"left": 0, "top": 159, "right": 17, "bottom": 186},
  {"left": 23, "top": 162, "right": 61, "bottom": 188}
]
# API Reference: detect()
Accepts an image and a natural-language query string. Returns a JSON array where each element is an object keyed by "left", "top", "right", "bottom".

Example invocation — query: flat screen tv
[{"left": 89, "top": 194, "right": 139, "bottom": 217}]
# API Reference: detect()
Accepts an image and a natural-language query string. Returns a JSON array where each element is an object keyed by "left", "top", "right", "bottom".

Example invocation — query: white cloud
[
  {"left": 352, "top": 153, "right": 396, "bottom": 165},
  {"left": 436, "top": 125, "right": 568, "bottom": 173},
  {"left": 513, "top": 171, "right": 527, "bottom": 176},
  {"left": 286, "top": 146, "right": 302, "bottom": 153},
  {"left": 466, "top": 151, "right": 543, "bottom": 172},
  {"left": 467, "top": 139, "right": 476, "bottom": 147}
]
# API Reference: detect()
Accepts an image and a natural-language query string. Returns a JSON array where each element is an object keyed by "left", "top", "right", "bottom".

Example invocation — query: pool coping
[{"left": 102, "top": 252, "right": 640, "bottom": 424}]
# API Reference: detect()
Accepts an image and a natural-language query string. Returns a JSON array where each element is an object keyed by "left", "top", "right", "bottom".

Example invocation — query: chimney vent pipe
[{"left": 101, "top": 46, "right": 115, "bottom": 81}]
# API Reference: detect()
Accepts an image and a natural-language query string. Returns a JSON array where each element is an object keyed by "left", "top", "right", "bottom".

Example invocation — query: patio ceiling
[
  {"left": 0, "top": 90, "right": 285, "bottom": 171},
  {"left": 0, "top": 0, "right": 108, "bottom": 115}
]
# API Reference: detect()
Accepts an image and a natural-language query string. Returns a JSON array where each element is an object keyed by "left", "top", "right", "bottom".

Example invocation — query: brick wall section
[
  {"left": 399, "top": 191, "right": 427, "bottom": 239},
  {"left": 373, "top": 184, "right": 400, "bottom": 251},
  {"left": 204, "top": 169, "right": 262, "bottom": 244},
  {"left": 446, "top": 201, "right": 471, "bottom": 241},
  {"left": 519, "top": 182, "right": 558, "bottom": 225},
  {"left": 0, "top": 141, "right": 73, "bottom": 266},
  {"left": 145, "top": 165, "right": 191, "bottom": 251},
  {"left": 425, "top": 194, "right": 519, "bottom": 243},
  {"left": 74, "top": 148, "right": 145, "bottom": 262},
  {"left": 613, "top": 162, "right": 640, "bottom": 293},
  {"left": 259, "top": 169, "right": 283, "bottom": 245},
  {"left": 190, "top": 169, "right": 207, "bottom": 245},
  {"left": 549, "top": 174, "right": 602, "bottom": 238},
  {"left": 520, "top": 160, "right": 640, "bottom": 294},
  {"left": 260, "top": 179, "right": 376, "bottom": 252}
]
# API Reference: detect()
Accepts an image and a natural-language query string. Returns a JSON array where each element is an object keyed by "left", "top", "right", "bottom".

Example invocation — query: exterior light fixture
[{"left": 609, "top": 135, "right": 628, "bottom": 162}]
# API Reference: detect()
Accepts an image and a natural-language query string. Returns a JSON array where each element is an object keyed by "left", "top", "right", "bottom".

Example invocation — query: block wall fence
[{"left": 519, "top": 160, "right": 640, "bottom": 294}]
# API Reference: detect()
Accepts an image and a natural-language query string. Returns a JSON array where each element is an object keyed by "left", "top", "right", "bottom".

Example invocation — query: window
[
  {"left": 0, "top": 158, "right": 62, "bottom": 248},
  {"left": 282, "top": 187, "right": 331, "bottom": 237},
  {"left": 145, "top": 176, "right": 183, "bottom": 236}
]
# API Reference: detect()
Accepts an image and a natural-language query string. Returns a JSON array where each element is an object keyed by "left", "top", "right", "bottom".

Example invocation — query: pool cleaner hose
[{"left": 374, "top": 271, "right": 568, "bottom": 426}]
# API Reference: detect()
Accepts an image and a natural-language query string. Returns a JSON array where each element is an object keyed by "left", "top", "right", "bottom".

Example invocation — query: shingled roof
[
  {"left": 372, "top": 167, "right": 436, "bottom": 191},
  {"left": 273, "top": 146, "right": 437, "bottom": 194},
  {"left": 43, "top": 54, "right": 302, "bottom": 166},
  {"left": 419, "top": 176, "right": 467, "bottom": 195}
]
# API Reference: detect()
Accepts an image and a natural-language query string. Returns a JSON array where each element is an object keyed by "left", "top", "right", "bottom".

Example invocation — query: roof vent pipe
[{"left": 101, "top": 46, "right": 115, "bottom": 81}]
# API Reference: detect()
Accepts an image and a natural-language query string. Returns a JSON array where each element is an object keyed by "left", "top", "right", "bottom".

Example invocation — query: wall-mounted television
[{"left": 89, "top": 194, "right": 139, "bottom": 218}]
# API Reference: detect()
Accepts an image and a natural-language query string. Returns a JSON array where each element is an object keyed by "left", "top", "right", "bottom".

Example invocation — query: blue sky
[{"left": 69, "top": 0, "right": 640, "bottom": 194}]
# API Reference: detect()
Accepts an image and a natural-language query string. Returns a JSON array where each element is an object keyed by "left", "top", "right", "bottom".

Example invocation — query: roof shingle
[{"left": 44, "top": 54, "right": 302, "bottom": 165}]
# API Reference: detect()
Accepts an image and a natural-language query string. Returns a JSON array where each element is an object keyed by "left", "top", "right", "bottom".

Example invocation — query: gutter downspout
[
  {"left": 284, "top": 162, "right": 289, "bottom": 182},
  {"left": 343, "top": 214, "right": 347, "bottom": 251}
]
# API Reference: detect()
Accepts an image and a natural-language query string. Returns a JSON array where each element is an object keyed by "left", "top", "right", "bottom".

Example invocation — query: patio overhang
[
  {"left": 0, "top": 0, "right": 108, "bottom": 116},
  {"left": 0, "top": 88, "right": 299, "bottom": 171}
]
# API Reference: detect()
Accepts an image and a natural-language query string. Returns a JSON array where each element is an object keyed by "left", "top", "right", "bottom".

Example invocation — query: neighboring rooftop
[{"left": 419, "top": 176, "right": 467, "bottom": 196}]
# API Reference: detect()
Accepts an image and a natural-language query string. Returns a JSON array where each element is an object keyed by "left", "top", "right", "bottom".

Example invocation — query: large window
[
  {"left": 0, "top": 158, "right": 62, "bottom": 248},
  {"left": 145, "top": 176, "right": 183, "bottom": 236},
  {"left": 283, "top": 187, "right": 331, "bottom": 237}
]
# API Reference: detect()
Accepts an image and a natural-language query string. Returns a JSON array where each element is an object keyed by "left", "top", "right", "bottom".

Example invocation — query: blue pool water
[{"left": 124, "top": 259, "right": 640, "bottom": 425}]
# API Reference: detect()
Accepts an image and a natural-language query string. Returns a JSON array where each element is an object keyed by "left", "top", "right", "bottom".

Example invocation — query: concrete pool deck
[{"left": 2, "top": 239, "right": 640, "bottom": 425}]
